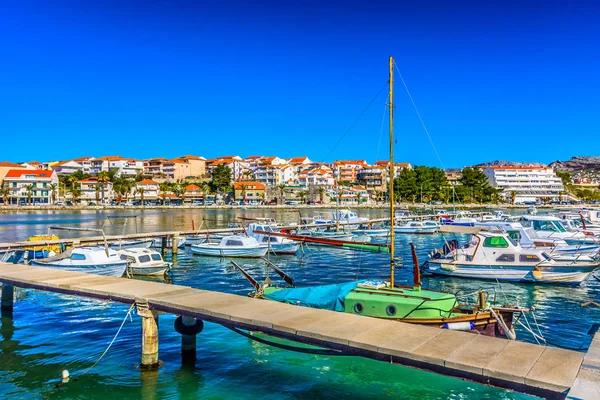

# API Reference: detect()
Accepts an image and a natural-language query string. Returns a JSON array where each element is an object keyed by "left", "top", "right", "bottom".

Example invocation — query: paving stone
[
  {"left": 411, "top": 329, "right": 477, "bottom": 366},
  {"left": 445, "top": 334, "right": 509, "bottom": 375},
  {"left": 483, "top": 340, "right": 545, "bottom": 384},
  {"left": 526, "top": 346, "right": 584, "bottom": 393},
  {"left": 566, "top": 366, "right": 600, "bottom": 400},
  {"left": 359, "top": 322, "right": 442, "bottom": 359}
]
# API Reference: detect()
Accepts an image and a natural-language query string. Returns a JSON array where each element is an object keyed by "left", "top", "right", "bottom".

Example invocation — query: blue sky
[{"left": 1, "top": 0, "right": 598, "bottom": 168}]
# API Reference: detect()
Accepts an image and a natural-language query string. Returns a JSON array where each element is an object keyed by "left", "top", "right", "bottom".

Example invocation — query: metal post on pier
[
  {"left": 137, "top": 302, "right": 160, "bottom": 370},
  {"left": 171, "top": 234, "right": 179, "bottom": 255},
  {"left": 1, "top": 284, "right": 14, "bottom": 319},
  {"left": 174, "top": 315, "right": 203, "bottom": 366},
  {"left": 161, "top": 237, "right": 167, "bottom": 256}
]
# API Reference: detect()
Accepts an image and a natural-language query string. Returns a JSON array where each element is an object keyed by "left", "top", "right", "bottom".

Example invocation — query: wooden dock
[{"left": 0, "top": 263, "right": 596, "bottom": 399}]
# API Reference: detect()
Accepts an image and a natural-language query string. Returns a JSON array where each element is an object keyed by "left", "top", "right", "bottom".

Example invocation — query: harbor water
[{"left": 1, "top": 209, "right": 599, "bottom": 399}]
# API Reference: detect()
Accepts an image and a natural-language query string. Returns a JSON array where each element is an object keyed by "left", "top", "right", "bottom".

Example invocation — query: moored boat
[
  {"left": 395, "top": 220, "right": 439, "bottom": 234},
  {"left": 30, "top": 247, "right": 128, "bottom": 277},
  {"left": 190, "top": 235, "right": 268, "bottom": 258},
  {"left": 247, "top": 223, "right": 300, "bottom": 255},
  {"left": 117, "top": 248, "right": 172, "bottom": 276}
]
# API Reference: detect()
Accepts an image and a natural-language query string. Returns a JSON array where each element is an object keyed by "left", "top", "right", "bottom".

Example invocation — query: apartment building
[
  {"left": 332, "top": 160, "right": 368, "bottom": 182},
  {"left": 0, "top": 162, "right": 29, "bottom": 183},
  {"left": 483, "top": 165, "right": 565, "bottom": 203},
  {"left": 135, "top": 179, "right": 160, "bottom": 200},
  {"left": 234, "top": 181, "right": 265, "bottom": 202},
  {"left": 78, "top": 177, "right": 114, "bottom": 203},
  {"left": 3, "top": 169, "right": 59, "bottom": 204}
]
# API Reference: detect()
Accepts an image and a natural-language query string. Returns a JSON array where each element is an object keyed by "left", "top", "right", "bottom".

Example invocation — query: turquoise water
[{"left": 1, "top": 209, "right": 598, "bottom": 399}]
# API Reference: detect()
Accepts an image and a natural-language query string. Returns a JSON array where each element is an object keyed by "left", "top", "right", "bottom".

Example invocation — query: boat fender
[
  {"left": 174, "top": 316, "right": 204, "bottom": 335},
  {"left": 443, "top": 321, "right": 475, "bottom": 331},
  {"left": 532, "top": 268, "right": 543, "bottom": 280}
]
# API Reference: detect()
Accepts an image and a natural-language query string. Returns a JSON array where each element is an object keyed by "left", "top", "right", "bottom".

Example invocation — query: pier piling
[
  {"left": 137, "top": 304, "right": 160, "bottom": 370},
  {"left": 174, "top": 316, "right": 203, "bottom": 365},
  {"left": 1, "top": 284, "right": 14, "bottom": 318},
  {"left": 172, "top": 235, "right": 179, "bottom": 254}
]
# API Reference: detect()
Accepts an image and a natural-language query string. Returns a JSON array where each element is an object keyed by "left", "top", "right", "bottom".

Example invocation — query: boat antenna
[{"left": 388, "top": 56, "right": 396, "bottom": 287}]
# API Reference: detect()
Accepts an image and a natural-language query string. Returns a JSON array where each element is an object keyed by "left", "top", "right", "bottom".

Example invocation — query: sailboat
[{"left": 233, "top": 57, "right": 526, "bottom": 339}]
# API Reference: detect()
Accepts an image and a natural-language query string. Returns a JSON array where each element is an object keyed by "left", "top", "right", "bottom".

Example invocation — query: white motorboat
[
  {"left": 332, "top": 209, "right": 369, "bottom": 226},
  {"left": 351, "top": 224, "right": 390, "bottom": 237},
  {"left": 395, "top": 220, "right": 439, "bottom": 234},
  {"left": 117, "top": 248, "right": 172, "bottom": 276},
  {"left": 247, "top": 223, "right": 300, "bottom": 255},
  {"left": 30, "top": 247, "right": 128, "bottom": 277},
  {"left": 521, "top": 215, "right": 597, "bottom": 245},
  {"left": 190, "top": 235, "right": 268, "bottom": 258},
  {"left": 109, "top": 238, "right": 153, "bottom": 249},
  {"left": 426, "top": 226, "right": 599, "bottom": 284}
]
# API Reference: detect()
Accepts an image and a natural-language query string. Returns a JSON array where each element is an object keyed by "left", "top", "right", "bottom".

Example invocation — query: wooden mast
[{"left": 388, "top": 56, "right": 395, "bottom": 287}]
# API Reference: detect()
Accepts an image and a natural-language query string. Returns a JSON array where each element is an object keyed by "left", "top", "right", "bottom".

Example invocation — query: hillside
[{"left": 549, "top": 156, "right": 600, "bottom": 172}]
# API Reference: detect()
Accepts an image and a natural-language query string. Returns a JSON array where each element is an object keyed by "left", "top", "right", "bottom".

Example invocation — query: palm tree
[
  {"left": 317, "top": 187, "right": 326, "bottom": 203},
  {"left": 240, "top": 184, "right": 248, "bottom": 202},
  {"left": 49, "top": 183, "right": 57, "bottom": 204},
  {"left": 137, "top": 187, "right": 145, "bottom": 206},
  {"left": 69, "top": 187, "right": 82, "bottom": 204},
  {"left": 510, "top": 191, "right": 517, "bottom": 205},
  {"left": 95, "top": 184, "right": 101, "bottom": 204},
  {"left": 243, "top": 170, "right": 253, "bottom": 181},
  {"left": 277, "top": 184, "right": 286, "bottom": 205},
  {"left": 297, "top": 190, "right": 309, "bottom": 204},
  {"left": 0, "top": 187, "right": 10, "bottom": 206},
  {"left": 200, "top": 182, "right": 210, "bottom": 208},
  {"left": 355, "top": 192, "right": 362, "bottom": 205},
  {"left": 159, "top": 182, "right": 170, "bottom": 205},
  {"left": 24, "top": 184, "right": 34, "bottom": 205},
  {"left": 97, "top": 171, "right": 111, "bottom": 205}
]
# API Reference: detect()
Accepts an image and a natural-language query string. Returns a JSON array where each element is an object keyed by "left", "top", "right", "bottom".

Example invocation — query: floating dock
[{"left": 0, "top": 263, "right": 597, "bottom": 399}]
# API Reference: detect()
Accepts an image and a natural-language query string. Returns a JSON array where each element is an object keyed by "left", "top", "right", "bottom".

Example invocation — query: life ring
[{"left": 174, "top": 316, "right": 204, "bottom": 335}]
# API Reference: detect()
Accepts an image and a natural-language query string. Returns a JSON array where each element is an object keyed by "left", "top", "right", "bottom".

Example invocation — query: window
[
  {"left": 496, "top": 254, "right": 515, "bottom": 262},
  {"left": 483, "top": 236, "right": 509, "bottom": 248},
  {"left": 12, "top": 183, "right": 16, "bottom": 187},
  {"left": 151, "top": 254, "right": 162, "bottom": 261},
  {"left": 225, "top": 240, "right": 244, "bottom": 246},
  {"left": 43, "top": 183, "right": 47, "bottom": 188},
  {"left": 71, "top": 253, "right": 87, "bottom": 261},
  {"left": 139, "top": 255, "right": 151, "bottom": 263},
  {"left": 519, "top": 254, "right": 540, "bottom": 262},
  {"left": 507, "top": 231, "right": 521, "bottom": 242}
]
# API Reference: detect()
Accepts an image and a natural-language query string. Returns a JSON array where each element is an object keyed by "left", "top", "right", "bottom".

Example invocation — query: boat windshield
[
  {"left": 151, "top": 254, "right": 162, "bottom": 261},
  {"left": 532, "top": 220, "right": 566, "bottom": 233},
  {"left": 139, "top": 255, "right": 151, "bottom": 263}
]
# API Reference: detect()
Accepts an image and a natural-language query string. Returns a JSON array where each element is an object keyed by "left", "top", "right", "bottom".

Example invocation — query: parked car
[
  {"left": 65, "top": 201, "right": 73, "bottom": 206},
  {"left": 54, "top": 201, "right": 64, "bottom": 206},
  {"left": 268, "top": 200, "right": 278, "bottom": 205},
  {"left": 88, "top": 202, "right": 97, "bottom": 206},
  {"left": 229, "top": 201, "right": 239, "bottom": 206},
  {"left": 192, "top": 200, "right": 203, "bottom": 206}
]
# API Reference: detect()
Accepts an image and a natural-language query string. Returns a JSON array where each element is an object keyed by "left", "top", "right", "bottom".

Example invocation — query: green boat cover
[{"left": 263, "top": 281, "right": 365, "bottom": 312}]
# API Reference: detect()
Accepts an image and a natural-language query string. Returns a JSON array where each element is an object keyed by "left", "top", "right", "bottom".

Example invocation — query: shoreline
[{"left": 0, "top": 203, "right": 587, "bottom": 212}]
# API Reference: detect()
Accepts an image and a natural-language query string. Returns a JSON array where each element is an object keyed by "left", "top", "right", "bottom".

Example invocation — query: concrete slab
[
  {"left": 345, "top": 321, "right": 442, "bottom": 358},
  {"left": 73, "top": 280, "right": 189, "bottom": 300},
  {"left": 213, "top": 300, "right": 296, "bottom": 329},
  {"left": 0, "top": 268, "right": 73, "bottom": 282},
  {"left": 37, "top": 274, "right": 111, "bottom": 287},
  {"left": 270, "top": 309, "right": 335, "bottom": 335},
  {"left": 445, "top": 334, "right": 509, "bottom": 375},
  {"left": 526, "top": 346, "right": 584, "bottom": 393},
  {"left": 483, "top": 340, "right": 545, "bottom": 384},
  {"left": 583, "top": 334, "right": 600, "bottom": 369},
  {"left": 295, "top": 315, "right": 390, "bottom": 346},
  {"left": 411, "top": 329, "right": 477, "bottom": 366},
  {"left": 566, "top": 366, "right": 600, "bottom": 400}
]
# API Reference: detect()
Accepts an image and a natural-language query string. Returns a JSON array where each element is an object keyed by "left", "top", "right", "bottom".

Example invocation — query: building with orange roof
[
  {"left": 233, "top": 181, "right": 265, "bottom": 202},
  {"left": 78, "top": 177, "right": 114, "bottom": 203},
  {"left": 51, "top": 160, "right": 86, "bottom": 175},
  {"left": 207, "top": 156, "right": 249, "bottom": 181},
  {"left": 90, "top": 156, "right": 144, "bottom": 177},
  {"left": 357, "top": 165, "right": 387, "bottom": 193},
  {"left": 183, "top": 184, "right": 204, "bottom": 201},
  {"left": 176, "top": 155, "right": 207, "bottom": 177},
  {"left": 254, "top": 163, "right": 297, "bottom": 187},
  {"left": 135, "top": 179, "right": 159, "bottom": 200},
  {"left": 3, "top": 169, "right": 59, "bottom": 205},
  {"left": 303, "top": 166, "right": 335, "bottom": 186},
  {"left": 332, "top": 160, "right": 368, "bottom": 182},
  {"left": 0, "top": 161, "right": 30, "bottom": 184}
]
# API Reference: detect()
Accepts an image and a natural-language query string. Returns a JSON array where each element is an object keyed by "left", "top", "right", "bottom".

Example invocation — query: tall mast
[{"left": 388, "top": 56, "right": 395, "bottom": 287}]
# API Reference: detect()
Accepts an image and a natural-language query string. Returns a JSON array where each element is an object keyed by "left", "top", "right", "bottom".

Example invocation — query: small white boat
[
  {"left": 30, "top": 247, "right": 128, "bottom": 277},
  {"left": 109, "top": 239, "right": 153, "bottom": 249},
  {"left": 190, "top": 235, "right": 268, "bottom": 258},
  {"left": 151, "top": 237, "right": 187, "bottom": 248},
  {"left": 395, "top": 220, "right": 439, "bottom": 234},
  {"left": 117, "top": 248, "right": 172, "bottom": 276},
  {"left": 332, "top": 209, "right": 369, "bottom": 226},
  {"left": 185, "top": 235, "right": 207, "bottom": 245},
  {"left": 247, "top": 223, "right": 300, "bottom": 255},
  {"left": 351, "top": 225, "right": 390, "bottom": 237}
]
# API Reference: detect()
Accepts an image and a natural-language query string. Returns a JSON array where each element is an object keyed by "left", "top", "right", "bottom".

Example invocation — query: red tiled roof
[
  {"left": 487, "top": 165, "right": 548, "bottom": 170},
  {"left": 0, "top": 161, "right": 26, "bottom": 168},
  {"left": 5, "top": 169, "right": 55, "bottom": 178},
  {"left": 137, "top": 179, "right": 158, "bottom": 185},
  {"left": 79, "top": 177, "right": 101, "bottom": 183},
  {"left": 289, "top": 157, "right": 309, "bottom": 163},
  {"left": 233, "top": 181, "right": 265, "bottom": 190},
  {"left": 185, "top": 184, "right": 200, "bottom": 191}
]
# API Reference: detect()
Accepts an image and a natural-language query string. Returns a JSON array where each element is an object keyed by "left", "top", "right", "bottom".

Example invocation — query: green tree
[
  {"left": 277, "top": 184, "right": 286, "bottom": 205},
  {"left": 317, "top": 187, "right": 326, "bottom": 203},
  {"left": 97, "top": 171, "right": 111, "bottom": 204},
  {"left": 555, "top": 170, "right": 572, "bottom": 186},
  {"left": 137, "top": 187, "right": 145, "bottom": 205},
  {"left": 24, "top": 184, "right": 34, "bottom": 205},
  {"left": 1, "top": 187, "right": 10, "bottom": 205},
  {"left": 49, "top": 183, "right": 57, "bottom": 204},
  {"left": 510, "top": 191, "right": 517, "bottom": 205},
  {"left": 297, "top": 190, "right": 309, "bottom": 204},
  {"left": 210, "top": 165, "right": 232, "bottom": 193},
  {"left": 159, "top": 182, "right": 171, "bottom": 205},
  {"left": 94, "top": 184, "right": 101, "bottom": 204},
  {"left": 239, "top": 184, "right": 248, "bottom": 202},
  {"left": 69, "top": 187, "right": 81, "bottom": 203}
]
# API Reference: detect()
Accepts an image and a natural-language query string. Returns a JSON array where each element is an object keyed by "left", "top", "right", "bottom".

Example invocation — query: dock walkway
[{"left": 0, "top": 263, "right": 596, "bottom": 399}]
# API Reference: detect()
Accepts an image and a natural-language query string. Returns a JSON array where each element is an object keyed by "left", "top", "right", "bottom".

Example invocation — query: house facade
[
  {"left": 483, "top": 165, "right": 565, "bottom": 203},
  {"left": 234, "top": 181, "right": 265, "bottom": 202},
  {"left": 3, "top": 169, "right": 59, "bottom": 204}
]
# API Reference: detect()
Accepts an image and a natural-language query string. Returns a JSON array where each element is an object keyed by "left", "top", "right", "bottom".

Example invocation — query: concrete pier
[
  {"left": 1, "top": 283, "right": 14, "bottom": 318},
  {"left": 0, "top": 263, "right": 597, "bottom": 399},
  {"left": 567, "top": 330, "right": 600, "bottom": 399}
]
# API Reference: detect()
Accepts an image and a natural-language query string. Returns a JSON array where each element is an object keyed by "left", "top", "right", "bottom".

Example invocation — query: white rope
[
  {"left": 82, "top": 303, "right": 135, "bottom": 375},
  {"left": 375, "top": 96, "right": 389, "bottom": 163}
]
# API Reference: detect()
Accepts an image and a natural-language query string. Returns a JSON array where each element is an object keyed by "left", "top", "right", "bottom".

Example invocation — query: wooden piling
[
  {"left": 171, "top": 235, "right": 179, "bottom": 254},
  {"left": 1, "top": 284, "right": 14, "bottom": 318},
  {"left": 138, "top": 305, "right": 159, "bottom": 370}
]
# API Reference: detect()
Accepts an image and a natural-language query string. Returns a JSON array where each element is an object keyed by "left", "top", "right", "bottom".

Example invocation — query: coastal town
[{"left": 0, "top": 154, "right": 587, "bottom": 207}]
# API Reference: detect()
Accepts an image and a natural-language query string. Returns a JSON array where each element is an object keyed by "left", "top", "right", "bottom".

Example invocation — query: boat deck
[{"left": 0, "top": 262, "right": 597, "bottom": 399}]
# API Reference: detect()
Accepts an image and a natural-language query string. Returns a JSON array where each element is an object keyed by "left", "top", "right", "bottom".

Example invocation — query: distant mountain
[{"left": 549, "top": 156, "right": 600, "bottom": 172}]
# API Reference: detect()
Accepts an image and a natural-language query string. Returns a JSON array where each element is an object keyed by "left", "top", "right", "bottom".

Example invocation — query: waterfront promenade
[{"left": 0, "top": 263, "right": 597, "bottom": 399}]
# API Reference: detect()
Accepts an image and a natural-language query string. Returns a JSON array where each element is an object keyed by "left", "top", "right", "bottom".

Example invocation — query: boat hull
[
  {"left": 110, "top": 239, "right": 153, "bottom": 249},
  {"left": 426, "top": 261, "right": 596, "bottom": 284},
  {"left": 128, "top": 262, "right": 171, "bottom": 276},
  {"left": 394, "top": 227, "right": 437, "bottom": 234},
  {"left": 190, "top": 245, "right": 268, "bottom": 258},
  {"left": 266, "top": 243, "right": 300, "bottom": 255},
  {"left": 29, "top": 260, "right": 128, "bottom": 277}
]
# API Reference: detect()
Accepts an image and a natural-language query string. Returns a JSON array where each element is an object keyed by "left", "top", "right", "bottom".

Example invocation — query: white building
[
  {"left": 78, "top": 177, "right": 114, "bottom": 203},
  {"left": 135, "top": 179, "right": 160, "bottom": 200},
  {"left": 51, "top": 160, "right": 86, "bottom": 175},
  {"left": 90, "top": 156, "right": 143, "bottom": 177},
  {"left": 483, "top": 165, "right": 565, "bottom": 203},
  {"left": 3, "top": 169, "right": 59, "bottom": 205}
]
